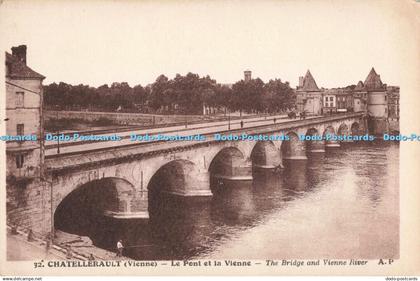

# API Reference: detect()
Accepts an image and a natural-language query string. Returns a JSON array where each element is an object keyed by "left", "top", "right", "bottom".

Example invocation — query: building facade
[
  {"left": 353, "top": 81, "right": 367, "bottom": 113},
  {"left": 322, "top": 91, "right": 337, "bottom": 114},
  {"left": 5, "top": 45, "right": 45, "bottom": 179},
  {"left": 335, "top": 90, "right": 354, "bottom": 113},
  {"left": 6, "top": 45, "right": 47, "bottom": 234},
  {"left": 295, "top": 69, "right": 399, "bottom": 134}
]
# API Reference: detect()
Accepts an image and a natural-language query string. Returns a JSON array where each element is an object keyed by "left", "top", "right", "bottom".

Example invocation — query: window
[
  {"left": 16, "top": 92, "right": 24, "bottom": 108},
  {"left": 325, "top": 97, "right": 328, "bottom": 102},
  {"left": 17, "top": 124, "right": 24, "bottom": 135},
  {"left": 16, "top": 154, "right": 24, "bottom": 168},
  {"left": 330, "top": 97, "right": 333, "bottom": 101}
]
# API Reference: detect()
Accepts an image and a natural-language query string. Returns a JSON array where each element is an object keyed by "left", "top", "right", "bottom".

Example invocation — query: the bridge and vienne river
[
  {"left": 45, "top": 113, "right": 365, "bottom": 221},
  {"left": 43, "top": 112, "right": 400, "bottom": 260}
]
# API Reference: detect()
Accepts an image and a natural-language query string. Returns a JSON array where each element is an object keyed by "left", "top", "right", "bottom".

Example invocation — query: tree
[
  {"left": 263, "top": 79, "right": 295, "bottom": 112},
  {"left": 231, "top": 78, "right": 265, "bottom": 113},
  {"left": 133, "top": 84, "right": 147, "bottom": 105},
  {"left": 149, "top": 75, "right": 169, "bottom": 111},
  {"left": 43, "top": 73, "right": 296, "bottom": 114}
]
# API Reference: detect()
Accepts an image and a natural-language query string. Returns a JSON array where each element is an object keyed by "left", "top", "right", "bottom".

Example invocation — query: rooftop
[
  {"left": 5, "top": 51, "right": 45, "bottom": 80},
  {"left": 300, "top": 70, "right": 319, "bottom": 92},
  {"left": 363, "top": 67, "right": 384, "bottom": 90}
]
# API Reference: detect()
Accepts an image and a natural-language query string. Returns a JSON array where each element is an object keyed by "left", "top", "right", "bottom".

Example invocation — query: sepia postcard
[{"left": 0, "top": 0, "right": 419, "bottom": 277}]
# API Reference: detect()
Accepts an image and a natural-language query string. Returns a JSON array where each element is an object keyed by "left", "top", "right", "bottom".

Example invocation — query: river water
[{"left": 58, "top": 141, "right": 399, "bottom": 260}]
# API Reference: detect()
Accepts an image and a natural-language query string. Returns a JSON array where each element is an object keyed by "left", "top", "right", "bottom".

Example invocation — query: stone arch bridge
[{"left": 39, "top": 113, "right": 365, "bottom": 235}]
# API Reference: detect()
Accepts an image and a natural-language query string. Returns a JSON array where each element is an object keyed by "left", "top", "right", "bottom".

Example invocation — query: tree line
[{"left": 44, "top": 72, "right": 296, "bottom": 115}]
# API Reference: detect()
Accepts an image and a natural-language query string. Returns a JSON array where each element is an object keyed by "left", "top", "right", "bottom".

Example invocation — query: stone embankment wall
[{"left": 44, "top": 110, "right": 222, "bottom": 126}]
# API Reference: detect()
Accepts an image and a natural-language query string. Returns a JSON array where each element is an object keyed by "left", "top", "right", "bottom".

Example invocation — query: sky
[{"left": 0, "top": 0, "right": 417, "bottom": 88}]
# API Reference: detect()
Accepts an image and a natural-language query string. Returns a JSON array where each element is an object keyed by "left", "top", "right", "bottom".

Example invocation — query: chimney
[
  {"left": 299, "top": 76, "right": 304, "bottom": 87},
  {"left": 11, "top": 45, "right": 27, "bottom": 65},
  {"left": 244, "top": 70, "right": 252, "bottom": 82}
]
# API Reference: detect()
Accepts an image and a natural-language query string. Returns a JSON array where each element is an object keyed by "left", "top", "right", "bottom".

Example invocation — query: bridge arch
[
  {"left": 146, "top": 159, "right": 212, "bottom": 219},
  {"left": 250, "top": 141, "right": 281, "bottom": 170},
  {"left": 337, "top": 123, "right": 352, "bottom": 144},
  {"left": 304, "top": 127, "right": 325, "bottom": 154},
  {"left": 323, "top": 126, "right": 340, "bottom": 148},
  {"left": 281, "top": 131, "right": 307, "bottom": 161},
  {"left": 209, "top": 146, "right": 252, "bottom": 182},
  {"left": 54, "top": 177, "right": 139, "bottom": 234},
  {"left": 338, "top": 123, "right": 349, "bottom": 136},
  {"left": 147, "top": 159, "right": 210, "bottom": 197},
  {"left": 351, "top": 122, "right": 361, "bottom": 136}
]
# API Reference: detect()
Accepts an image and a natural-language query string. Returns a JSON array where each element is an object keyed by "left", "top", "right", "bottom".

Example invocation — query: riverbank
[
  {"left": 7, "top": 227, "right": 67, "bottom": 261},
  {"left": 6, "top": 226, "right": 131, "bottom": 261},
  {"left": 54, "top": 230, "right": 131, "bottom": 260}
]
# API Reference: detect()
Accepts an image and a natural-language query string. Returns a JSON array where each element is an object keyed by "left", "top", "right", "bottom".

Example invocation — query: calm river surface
[{"left": 59, "top": 141, "right": 399, "bottom": 260}]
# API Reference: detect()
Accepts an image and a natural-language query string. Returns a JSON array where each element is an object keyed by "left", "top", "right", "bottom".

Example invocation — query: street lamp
[
  {"left": 55, "top": 106, "right": 60, "bottom": 154},
  {"left": 228, "top": 108, "right": 231, "bottom": 130}
]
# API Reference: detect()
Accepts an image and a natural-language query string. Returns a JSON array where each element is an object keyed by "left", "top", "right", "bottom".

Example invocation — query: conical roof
[
  {"left": 301, "top": 70, "right": 319, "bottom": 91},
  {"left": 364, "top": 67, "right": 383, "bottom": 90}
]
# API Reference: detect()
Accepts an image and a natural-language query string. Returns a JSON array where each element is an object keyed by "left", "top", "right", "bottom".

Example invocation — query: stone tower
[
  {"left": 244, "top": 70, "right": 252, "bottom": 83},
  {"left": 296, "top": 70, "right": 323, "bottom": 115},
  {"left": 364, "top": 67, "right": 389, "bottom": 135}
]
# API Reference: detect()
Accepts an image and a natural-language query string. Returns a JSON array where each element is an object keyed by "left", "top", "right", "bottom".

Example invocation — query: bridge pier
[
  {"left": 282, "top": 132, "right": 308, "bottom": 161},
  {"left": 162, "top": 169, "right": 213, "bottom": 197},
  {"left": 324, "top": 126, "right": 341, "bottom": 149},
  {"left": 148, "top": 159, "right": 213, "bottom": 199},
  {"left": 340, "top": 137, "right": 354, "bottom": 145},
  {"left": 308, "top": 140, "right": 326, "bottom": 153},
  {"left": 209, "top": 147, "right": 253, "bottom": 181},
  {"left": 104, "top": 189, "right": 149, "bottom": 219},
  {"left": 251, "top": 141, "right": 282, "bottom": 170},
  {"left": 213, "top": 165, "right": 253, "bottom": 181},
  {"left": 325, "top": 140, "right": 340, "bottom": 149},
  {"left": 305, "top": 129, "right": 325, "bottom": 154}
]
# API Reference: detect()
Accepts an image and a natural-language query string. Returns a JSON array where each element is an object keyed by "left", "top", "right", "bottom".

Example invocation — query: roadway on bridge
[{"left": 45, "top": 114, "right": 314, "bottom": 156}]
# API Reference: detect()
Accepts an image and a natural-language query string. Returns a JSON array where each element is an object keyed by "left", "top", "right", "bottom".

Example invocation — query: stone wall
[
  {"left": 44, "top": 110, "right": 218, "bottom": 126},
  {"left": 6, "top": 178, "right": 51, "bottom": 238}
]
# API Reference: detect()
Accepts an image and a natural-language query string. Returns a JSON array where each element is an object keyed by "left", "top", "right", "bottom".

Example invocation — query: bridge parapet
[{"left": 45, "top": 112, "right": 365, "bottom": 174}]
